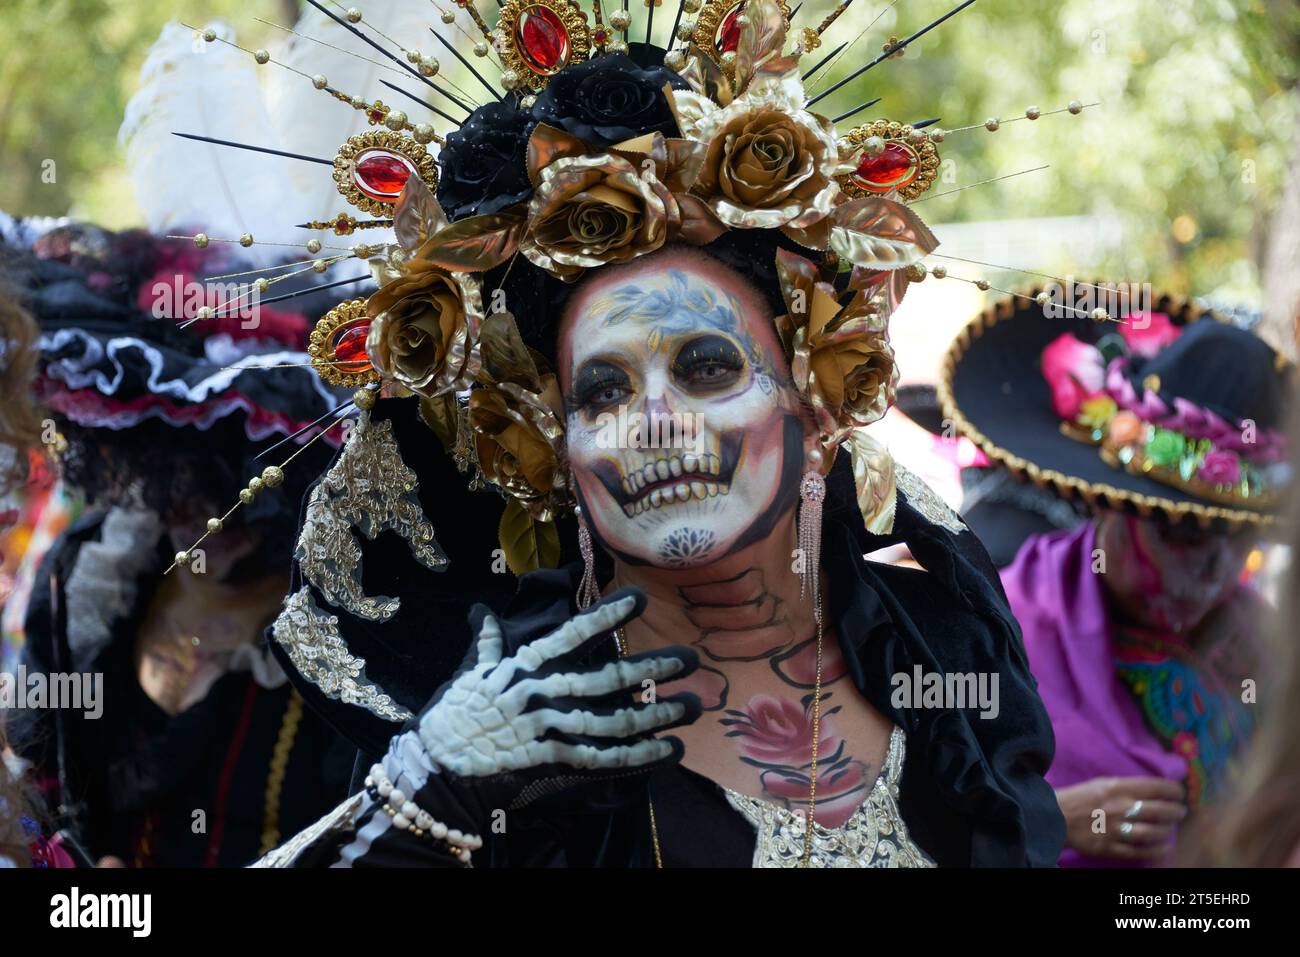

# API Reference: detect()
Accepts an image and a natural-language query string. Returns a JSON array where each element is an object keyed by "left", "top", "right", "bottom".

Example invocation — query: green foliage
[
  {"left": 0, "top": 0, "right": 284, "bottom": 226},
  {"left": 2, "top": 0, "right": 1296, "bottom": 302}
]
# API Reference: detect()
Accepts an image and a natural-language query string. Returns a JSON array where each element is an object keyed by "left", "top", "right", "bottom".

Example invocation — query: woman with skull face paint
[
  {"left": 107, "top": 3, "right": 1078, "bottom": 868},
  {"left": 259, "top": 228, "right": 1065, "bottom": 868},
  {"left": 940, "top": 293, "right": 1291, "bottom": 866}
]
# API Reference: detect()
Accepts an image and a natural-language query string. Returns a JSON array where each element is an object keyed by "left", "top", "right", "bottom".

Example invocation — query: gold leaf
[
  {"left": 478, "top": 310, "right": 541, "bottom": 390},
  {"left": 846, "top": 428, "right": 897, "bottom": 534},
  {"left": 415, "top": 213, "right": 525, "bottom": 272},
  {"left": 417, "top": 393, "right": 460, "bottom": 451},
  {"left": 499, "top": 497, "right": 561, "bottom": 574},
  {"left": 735, "top": 0, "right": 788, "bottom": 93},
  {"left": 393, "top": 176, "right": 448, "bottom": 251},
  {"left": 829, "top": 196, "right": 939, "bottom": 269},
  {"left": 526, "top": 122, "right": 589, "bottom": 185}
]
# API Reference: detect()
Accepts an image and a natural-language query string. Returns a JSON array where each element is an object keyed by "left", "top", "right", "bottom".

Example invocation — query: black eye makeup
[
  {"left": 672, "top": 334, "right": 746, "bottom": 391},
  {"left": 570, "top": 358, "right": 633, "bottom": 413}
]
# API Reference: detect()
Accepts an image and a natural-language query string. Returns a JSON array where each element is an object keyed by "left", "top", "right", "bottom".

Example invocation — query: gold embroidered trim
[
  {"left": 935, "top": 288, "right": 1283, "bottom": 532},
  {"left": 250, "top": 793, "right": 367, "bottom": 869},
  {"left": 724, "top": 727, "right": 935, "bottom": 868},
  {"left": 271, "top": 587, "right": 414, "bottom": 723},
  {"left": 259, "top": 692, "right": 305, "bottom": 856},
  {"left": 297, "top": 412, "right": 447, "bottom": 621},
  {"left": 894, "top": 462, "right": 966, "bottom": 534}
]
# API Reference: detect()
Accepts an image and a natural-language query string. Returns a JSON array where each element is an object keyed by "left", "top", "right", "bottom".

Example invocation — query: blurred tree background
[{"left": 1, "top": 0, "right": 1296, "bottom": 332}]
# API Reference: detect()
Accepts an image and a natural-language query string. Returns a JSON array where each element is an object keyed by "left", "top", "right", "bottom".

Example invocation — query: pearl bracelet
[{"left": 365, "top": 764, "right": 483, "bottom": 864}]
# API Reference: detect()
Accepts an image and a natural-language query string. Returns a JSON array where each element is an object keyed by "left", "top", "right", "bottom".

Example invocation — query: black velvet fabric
[
  {"left": 949, "top": 293, "right": 1292, "bottom": 531},
  {"left": 267, "top": 396, "right": 582, "bottom": 756},
  {"left": 295, "top": 447, "right": 1065, "bottom": 867}
]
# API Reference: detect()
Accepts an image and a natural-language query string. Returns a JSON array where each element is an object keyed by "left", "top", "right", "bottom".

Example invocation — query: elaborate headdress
[
  {"left": 150, "top": 1, "right": 1099, "bottom": 750},
  {"left": 167, "top": 0, "right": 1101, "bottom": 565}
]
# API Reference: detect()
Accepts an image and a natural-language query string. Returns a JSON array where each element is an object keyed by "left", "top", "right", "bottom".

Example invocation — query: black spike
[
  {"left": 253, "top": 398, "right": 359, "bottom": 462},
  {"left": 172, "top": 132, "right": 333, "bottom": 166},
  {"left": 303, "top": 0, "right": 445, "bottom": 94},
  {"left": 801, "top": 41, "right": 846, "bottom": 81},
  {"left": 791, "top": 2, "right": 804, "bottom": 17},
  {"left": 910, "top": 117, "right": 941, "bottom": 129},
  {"left": 669, "top": 0, "right": 687, "bottom": 50},
  {"left": 379, "top": 80, "right": 469, "bottom": 125},
  {"left": 646, "top": 0, "right": 655, "bottom": 46},
  {"left": 807, "top": 0, "right": 980, "bottom": 107},
  {"left": 429, "top": 27, "right": 504, "bottom": 102},
  {"left": 831, "top": 96, "right": 882, "bottom": 125}
]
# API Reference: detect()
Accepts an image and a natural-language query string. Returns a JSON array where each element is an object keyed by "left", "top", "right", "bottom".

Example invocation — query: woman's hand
[
  {"left": 342, "top": 587, "right": 700, "bottom": 866},
  {"left": 1056, "top": 776, "right": 1187, "bottom": 862}
]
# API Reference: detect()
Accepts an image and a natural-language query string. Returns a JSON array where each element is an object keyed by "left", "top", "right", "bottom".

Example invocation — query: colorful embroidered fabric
[{"left": 1112, "top": 632, "right": 1254, "bottom": 811}]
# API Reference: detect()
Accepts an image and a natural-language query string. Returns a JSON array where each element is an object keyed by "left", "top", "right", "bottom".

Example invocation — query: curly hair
[{"left": 0, "top": 273, "right": 46, "bottom": 493}]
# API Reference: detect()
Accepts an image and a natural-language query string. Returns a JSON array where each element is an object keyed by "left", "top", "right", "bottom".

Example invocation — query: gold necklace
[{"left": 615, "top": 594, "right": 825, "bottom": 868}]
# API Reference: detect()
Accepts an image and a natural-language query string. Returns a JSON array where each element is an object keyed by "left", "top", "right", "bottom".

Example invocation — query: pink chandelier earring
[
  {"left": 797, "top": 447, "right": 827, "bottom": 609},
  {"left": 575, "top": 504, "right": 600, "bottom": 611}
]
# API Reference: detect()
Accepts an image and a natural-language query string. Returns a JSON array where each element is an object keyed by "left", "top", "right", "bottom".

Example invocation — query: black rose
[
  {"left": 437, "top": 101, "right": 537, "bottom": 221},
  {"left": 529, "top": 53, "right": 688, "bottom": 147}
]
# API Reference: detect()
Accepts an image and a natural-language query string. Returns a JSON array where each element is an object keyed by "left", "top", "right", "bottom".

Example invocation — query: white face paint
[{"left": 559, "top": 254, "right": 805, "bottom": 568}]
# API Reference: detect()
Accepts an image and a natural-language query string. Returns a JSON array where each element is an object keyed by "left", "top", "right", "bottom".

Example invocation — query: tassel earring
[
  {"left": 797, "top": 448, "right": 827, "bottom": 609},
  {"left": 575, "top": 505, "right": 600, "bottom": 611}
]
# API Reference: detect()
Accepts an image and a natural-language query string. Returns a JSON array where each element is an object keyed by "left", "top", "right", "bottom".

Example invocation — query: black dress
[
  {"left": 16, "top": 509, "right": 354, "bottom": 867},
  {"left": 269, "top": 456, "right": 1067, "bottom": 868}
]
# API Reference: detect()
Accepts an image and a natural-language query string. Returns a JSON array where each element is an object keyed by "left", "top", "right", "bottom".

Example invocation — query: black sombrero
[{"left": 938, "top": 286, "right": 1293, "bottom": 533}]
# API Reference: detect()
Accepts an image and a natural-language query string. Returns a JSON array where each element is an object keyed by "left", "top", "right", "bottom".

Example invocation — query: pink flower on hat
[
  {"left": 1197, "top": 450, "right": 1242, "bottom": 487},
  {"left": 1041, "top": 333, "right": 1106, "bottom": 420},
  {"left": 1120, "top": 310, "right": 1180, "bottom": 358}
]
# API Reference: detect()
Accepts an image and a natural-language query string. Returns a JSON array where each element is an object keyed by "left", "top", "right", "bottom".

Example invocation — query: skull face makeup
[{"left": 558, "top": 249, "right": 809, "bottom": 568}]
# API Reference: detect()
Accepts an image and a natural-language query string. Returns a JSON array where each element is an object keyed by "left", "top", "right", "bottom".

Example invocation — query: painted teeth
[
  {"left": 616, "top": 478, "right": 730, "bottom": 513},
  {"left": 617, "top": 451, "right": 731, "bottom": 513}
]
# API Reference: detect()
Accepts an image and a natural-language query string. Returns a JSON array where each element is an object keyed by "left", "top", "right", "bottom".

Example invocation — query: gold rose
[
  {"left": 776, "top": 248, "right": 897, "bottom": 445},
  {"left": 364, "top": 260, "right": 485, "bottom": 397}
]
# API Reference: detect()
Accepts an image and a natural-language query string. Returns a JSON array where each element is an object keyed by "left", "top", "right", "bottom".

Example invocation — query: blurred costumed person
[
  {"left": 940, "top": 289, "right": 1291, "bottom": 866},
  {"left": 3, "top": 224, "right": 360, "bottom": 867},
  {"left": 1184, "top": 396, "right": 1300, "bottom": 868},
  {"left": 0, "top": 258, "right": 75, "bottom": 868},
  {"left": 152, "top": 0, "right": 1104, "bottom": 868}
]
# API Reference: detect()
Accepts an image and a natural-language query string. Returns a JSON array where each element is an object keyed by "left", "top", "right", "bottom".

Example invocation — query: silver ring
[
  {"left": 1119, "top": 822, "right": 1135, "bottom": 840},
  {"left": 1125, "top": 801, "right": 1143, "bottom": 820}
]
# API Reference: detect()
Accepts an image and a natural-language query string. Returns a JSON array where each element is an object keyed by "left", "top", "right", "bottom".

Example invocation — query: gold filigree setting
[
  {"left": 308, "top": 298, "right": 382, "bottom": 389},
  {"left": 691, "top": 0, "right": 793, "bottom": 69},
  {"left": 495, "top": 0, "right": 593, "bottom": 92},
  {"left": 333, "top": 130, "right": 439, "bottom": 215},
  {"left": 837, "top": 121, "right": 940, "bottom": 202}
]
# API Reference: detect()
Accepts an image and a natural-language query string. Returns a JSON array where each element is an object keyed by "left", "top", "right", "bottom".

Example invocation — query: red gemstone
[
  {"left": 335, "top": 216, "right": 354, "bottom": 235},
  {"left": 593, "top": 28, "right": 609, "bottom": 45},
  {"left": 333, "top": 321, "right": 373, "bottom": 374},
  {"left": 516, "top": 5, "right": 570, "bottom": 75},
  {"left": 716, "top": 2, "right": 746, "bottom": 54},
  {"left": 851, "top": 141, "right": 918, "bottom": 192},
  {"left": 353, "top": 150, "right": 415, "bottom": 201}
]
